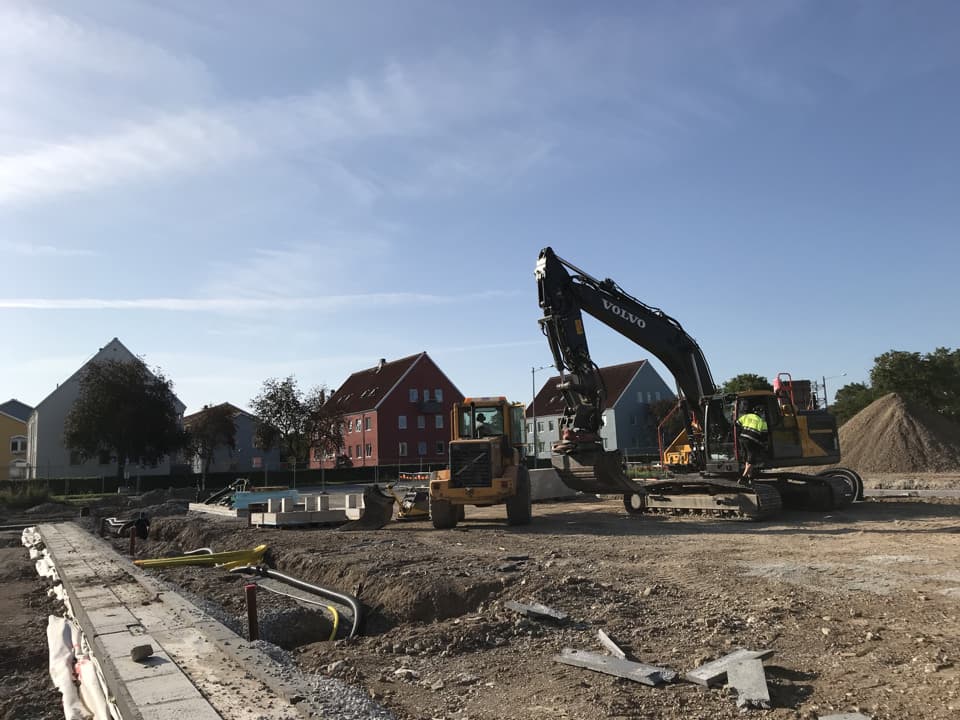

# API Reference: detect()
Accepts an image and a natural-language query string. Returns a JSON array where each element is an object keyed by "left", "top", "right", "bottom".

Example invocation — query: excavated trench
[{"left": 139, "top": 517, "right": 507, "bottom": 649}]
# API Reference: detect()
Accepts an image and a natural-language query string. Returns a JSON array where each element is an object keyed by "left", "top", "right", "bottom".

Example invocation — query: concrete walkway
[{"left": 38, "top": 523, "right": 323, "bottom": 720}]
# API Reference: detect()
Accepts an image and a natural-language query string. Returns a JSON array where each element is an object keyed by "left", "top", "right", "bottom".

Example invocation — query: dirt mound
[{"left": 839, "top": 393, "right": 960, "bottom": 473}]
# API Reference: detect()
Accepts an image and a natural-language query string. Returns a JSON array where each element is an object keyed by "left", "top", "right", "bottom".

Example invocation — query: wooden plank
[
  {"left": 685, "top": 648, "right": 774, "bottom": 687},
  {"left": 554, "top": 648, "right": 676, "bottom": 686},
  {"left": 727, "top": 658, "right": 770, "bottom": 709}
]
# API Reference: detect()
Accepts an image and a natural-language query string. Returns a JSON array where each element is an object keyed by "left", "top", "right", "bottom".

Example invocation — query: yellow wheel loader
[{"left": 428, "top": 397, "right": 531, "bottom": 529}]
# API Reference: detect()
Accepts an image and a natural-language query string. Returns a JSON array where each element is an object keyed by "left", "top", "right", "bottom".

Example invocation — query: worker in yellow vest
[{"left": 736, "top": 405, "right": 768, "bottom": 482}]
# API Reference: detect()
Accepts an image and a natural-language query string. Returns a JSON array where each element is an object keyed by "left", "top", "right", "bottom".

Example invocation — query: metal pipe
[{"left": 230, "top": 565, "right": 363, "bottom": 639}]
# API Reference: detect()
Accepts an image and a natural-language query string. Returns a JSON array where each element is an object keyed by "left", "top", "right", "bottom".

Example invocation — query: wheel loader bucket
[{"left": 338, "top": 484, "right": 396, "bottom": 531}]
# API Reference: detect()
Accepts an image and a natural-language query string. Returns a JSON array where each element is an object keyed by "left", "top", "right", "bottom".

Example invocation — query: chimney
[{"left": 377, "top": 358, "right": 386, "bottom": 372}]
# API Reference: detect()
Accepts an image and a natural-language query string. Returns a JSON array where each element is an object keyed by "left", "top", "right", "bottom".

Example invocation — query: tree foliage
[
  {"left": 250, "top": 376, "right": 343, "bottom": 464},
  {"left": 831, "top": 347, "right": 960, "bottom": 426},
  {"left": 187, "top": 404, "right": 238, "bottom": 482},
  {"left": 829, "top": 382, "right": 880, "bottom": 426},
  {"left": 721, "top": 373, "right": 773, "bottom": 394},
  {"left": 64, "top": 359, "right": 187, "bottom": 481}
]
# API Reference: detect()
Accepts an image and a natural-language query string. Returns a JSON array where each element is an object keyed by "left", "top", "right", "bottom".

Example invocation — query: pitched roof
[
  {"left": 328, "top": 353, "right": 425, "bottom": 414},
  {"left": 36, "top": 338, "right": 185, "bottom": 413},
  {"left": 0, "top": 399, "right": 33, "bottom": 422},
  {"left": 183, "top": 402, "right": 249, "bottom": 425},
  {"left": 526, "top": 360, "right": 648, "bottom": 417}
]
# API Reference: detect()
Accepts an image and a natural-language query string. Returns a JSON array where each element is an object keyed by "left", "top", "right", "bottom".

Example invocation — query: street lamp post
[
  {"left": 821, "top": 372, "right": 848, "bottom": 412},
  {"left": 531, "top": 364, "right": 553, "bottom": 469}
]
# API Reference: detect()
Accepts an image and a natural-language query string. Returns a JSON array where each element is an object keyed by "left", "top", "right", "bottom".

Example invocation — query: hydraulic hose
[{"left": 230, "top": 565, "right": 362, "bottom": 639}]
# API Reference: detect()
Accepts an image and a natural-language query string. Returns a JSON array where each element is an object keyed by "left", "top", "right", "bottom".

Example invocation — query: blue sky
[{"left": 2, "top": 0, "right": 958, "bottom": 414}]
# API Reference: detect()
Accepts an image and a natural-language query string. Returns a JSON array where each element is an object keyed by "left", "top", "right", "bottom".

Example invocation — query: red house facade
[{"left": 312, "top": 353, "right": 464, "bottom": 470}]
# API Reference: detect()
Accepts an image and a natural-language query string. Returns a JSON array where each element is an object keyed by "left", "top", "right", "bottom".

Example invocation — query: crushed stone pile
[{"left": 839, "top": 393, "right": 960, "bottom": 473}]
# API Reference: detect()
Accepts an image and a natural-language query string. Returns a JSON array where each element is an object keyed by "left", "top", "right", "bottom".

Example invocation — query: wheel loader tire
[
  {"left": 506, "top": 466, "right": 532, "bottom": 526},
  {"left": 430, "top": 496, "right": 459, "bottom": 529}
]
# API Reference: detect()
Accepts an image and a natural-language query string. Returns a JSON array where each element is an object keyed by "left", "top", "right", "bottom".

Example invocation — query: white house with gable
[{"left": 27, "top": 338, "right": 186, "bottom": 479}]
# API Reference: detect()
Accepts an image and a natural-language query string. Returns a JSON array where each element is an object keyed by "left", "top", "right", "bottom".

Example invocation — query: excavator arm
[{"left": 536, "top": 246, "right": 717, "bottom": 436}]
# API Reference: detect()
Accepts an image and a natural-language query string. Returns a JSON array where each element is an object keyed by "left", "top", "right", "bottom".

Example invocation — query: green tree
[
  {"left": 64, "top": 359, "right": 187, "bottom": 481},
  {"left": 721, "top": 373, "right": 773, "bottom": 394},
  {"left": 870, "top": 347, "right": 960, "bottom": 422},
  {"left": 250, "top": 377, "right": 343, "bottom": 465},
  {"left": 187, "top": 404, "right": 238, "bottom": 489}
]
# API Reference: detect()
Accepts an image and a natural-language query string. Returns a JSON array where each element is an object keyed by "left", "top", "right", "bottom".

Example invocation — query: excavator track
[
  {"left": 760, "top": 472, "right": 856, "bottom": 512},
  {"left": 624, "top": 479, "right": 782, "bottom": 520}
]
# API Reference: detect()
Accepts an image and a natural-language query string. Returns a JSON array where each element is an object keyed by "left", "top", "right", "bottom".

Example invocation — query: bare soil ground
[{"left": 7, "top": 492, "right": 960, "bottom": 720}]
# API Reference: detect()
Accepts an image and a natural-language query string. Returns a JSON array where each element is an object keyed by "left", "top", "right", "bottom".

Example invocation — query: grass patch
[{"left": 0, "top": 484, "right": 51, "bottom": 510}]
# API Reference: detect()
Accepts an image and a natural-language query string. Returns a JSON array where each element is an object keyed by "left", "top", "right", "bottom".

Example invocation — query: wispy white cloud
[
  {"left": 0, "top": 1, "right": 829, "bottom": 210},
  {"left": 0, "top": 240, "right": 96, "bottom": 257},
  {"left": 0, "top": 290, "right": 519, "bottom": 312}
]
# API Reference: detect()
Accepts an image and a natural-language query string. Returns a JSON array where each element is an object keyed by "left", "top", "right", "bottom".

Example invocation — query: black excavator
[{"left": 536, "top": 247, "right": 862, "bottom": 520}]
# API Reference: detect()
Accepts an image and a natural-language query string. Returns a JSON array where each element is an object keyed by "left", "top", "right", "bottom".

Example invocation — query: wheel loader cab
[{"left": 429, "top": 397, "right": 532, "bottom": 529}]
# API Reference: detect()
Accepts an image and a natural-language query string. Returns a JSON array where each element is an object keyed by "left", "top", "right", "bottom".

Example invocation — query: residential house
[
  {"left": 27, "top": 338, "right": 186, "bottom": 479},
  {"left": 182, "top": 403, "right": 281, "bottom": 474},
  {"left": 526, "top": 360, "right": 675, "bottom": 460},
  {"left": 312, "top": 353, "right": 464, "bottom": 470},
  {"left": 1, "top": 399, "right": 32, "bottom": 481}
]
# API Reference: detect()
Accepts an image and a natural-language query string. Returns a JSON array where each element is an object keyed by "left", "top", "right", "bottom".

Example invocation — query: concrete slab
[
  {"left": 554, "top": 648, "right": 677, "bottom": 686},
  {"left": 530, "top": 468, "right": 580, "bottom": 501},
  {"left": 726, "top": 658, "right": 770, "bottom": 709},
  {"left": 685, "top": 648, "right": 774, "bottom": 687},
  {"left": 818, "top": 715, "right": 872, "bottom": 720}
]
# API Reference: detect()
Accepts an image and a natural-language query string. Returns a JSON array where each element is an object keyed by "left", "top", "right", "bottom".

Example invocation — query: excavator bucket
[
  {"left": 338, "top": 484, "right": 396, "bottom": 531},
  {"left": 551, "top": 446, "right": 646, "bottom": 496}
]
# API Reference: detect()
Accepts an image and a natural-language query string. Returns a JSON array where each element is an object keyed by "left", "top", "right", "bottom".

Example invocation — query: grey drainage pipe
[{"left": 229, "top": 565, "right": 363, "bottom": 639}]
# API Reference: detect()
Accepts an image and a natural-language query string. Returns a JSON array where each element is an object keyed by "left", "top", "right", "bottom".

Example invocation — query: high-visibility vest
[{"left": 737, "top": 413, "right": 768, "bottom": 444}]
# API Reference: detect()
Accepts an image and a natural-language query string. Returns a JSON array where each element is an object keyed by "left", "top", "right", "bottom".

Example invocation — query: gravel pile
[{"left": 839, "top": 393, "right": 960, "bottom": 473}]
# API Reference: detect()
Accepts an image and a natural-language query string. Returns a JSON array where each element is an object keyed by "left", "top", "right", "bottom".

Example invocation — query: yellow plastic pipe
[{"left": 134, "top": 544, "right": 268, "bottom": 568}]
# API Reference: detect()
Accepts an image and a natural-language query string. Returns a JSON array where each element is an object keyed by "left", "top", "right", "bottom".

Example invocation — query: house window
[
  {"left": 10, "top": 436, "right": 26, "bottom": 453},
  {"left": 655, "top": 391, "right": 661, "bottom": 401},
  {"left": 417, "top": 441, "right": 427, "bottom": 456},
  {"left": 548, "top": 420, "right": 554, "bottom": 431},
  {"left": 364, "top": 417, "right": 372, "bottom": 431},
  {"left": 537, "top": 422, "right": 543, "bottom": 432},
  {"left": 348, "top": 446, "right": 353, "bottom": 457},
  {"left": 436, "top": 441, "right": 444, "bottom": 455},
  {"left": 637, "top": 391, "right": 643, "bottom": 403},
  {"left": 313, "top": 448, "right": 322, "bottom": 461},
  {"left": 417, "top": 415, "right": 425, "bottom": 429},
  {"left": 365, "top": 444, "right": 372, "bottom": 457},
  {"left": 423, "top": 389, "right": 430, "bottom": 402},
  {"left": 527, "top": 444, "right": 533, "bottom": 455},
  {"left": 647, "top": 392, "right": 652, "bottom": 402},
  {"left": 435, "top": 388, "right": 443, "bottom": 402},
  {"left": 356, "top": 444, "right": 361, "bottom": 458},
  {"left": 409, "top": 388, "right": 418, "bottom": 402},
  {"left": 603, "top": 437, "right": 608, "bottom": 449},
  {"left": 398, "top": 415, "right": 407, "bottom": 429},
  {"left": 527, "top": 423, "right": 532, "bottom": 434},
  {"left": 346, "top": 421, "right": 352, "bottom": 434},
  {"left": 399, "top": 442, "right": 408, "bottom": 457},
  {"left": 355, "top": 418, "right": 361, "bottom": 432},
  {"left": 435, "top": 415, "right": 444, "bottom": 429},
  {"left": 630, "top": 415, "right": 637, "bottom": 426}
]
